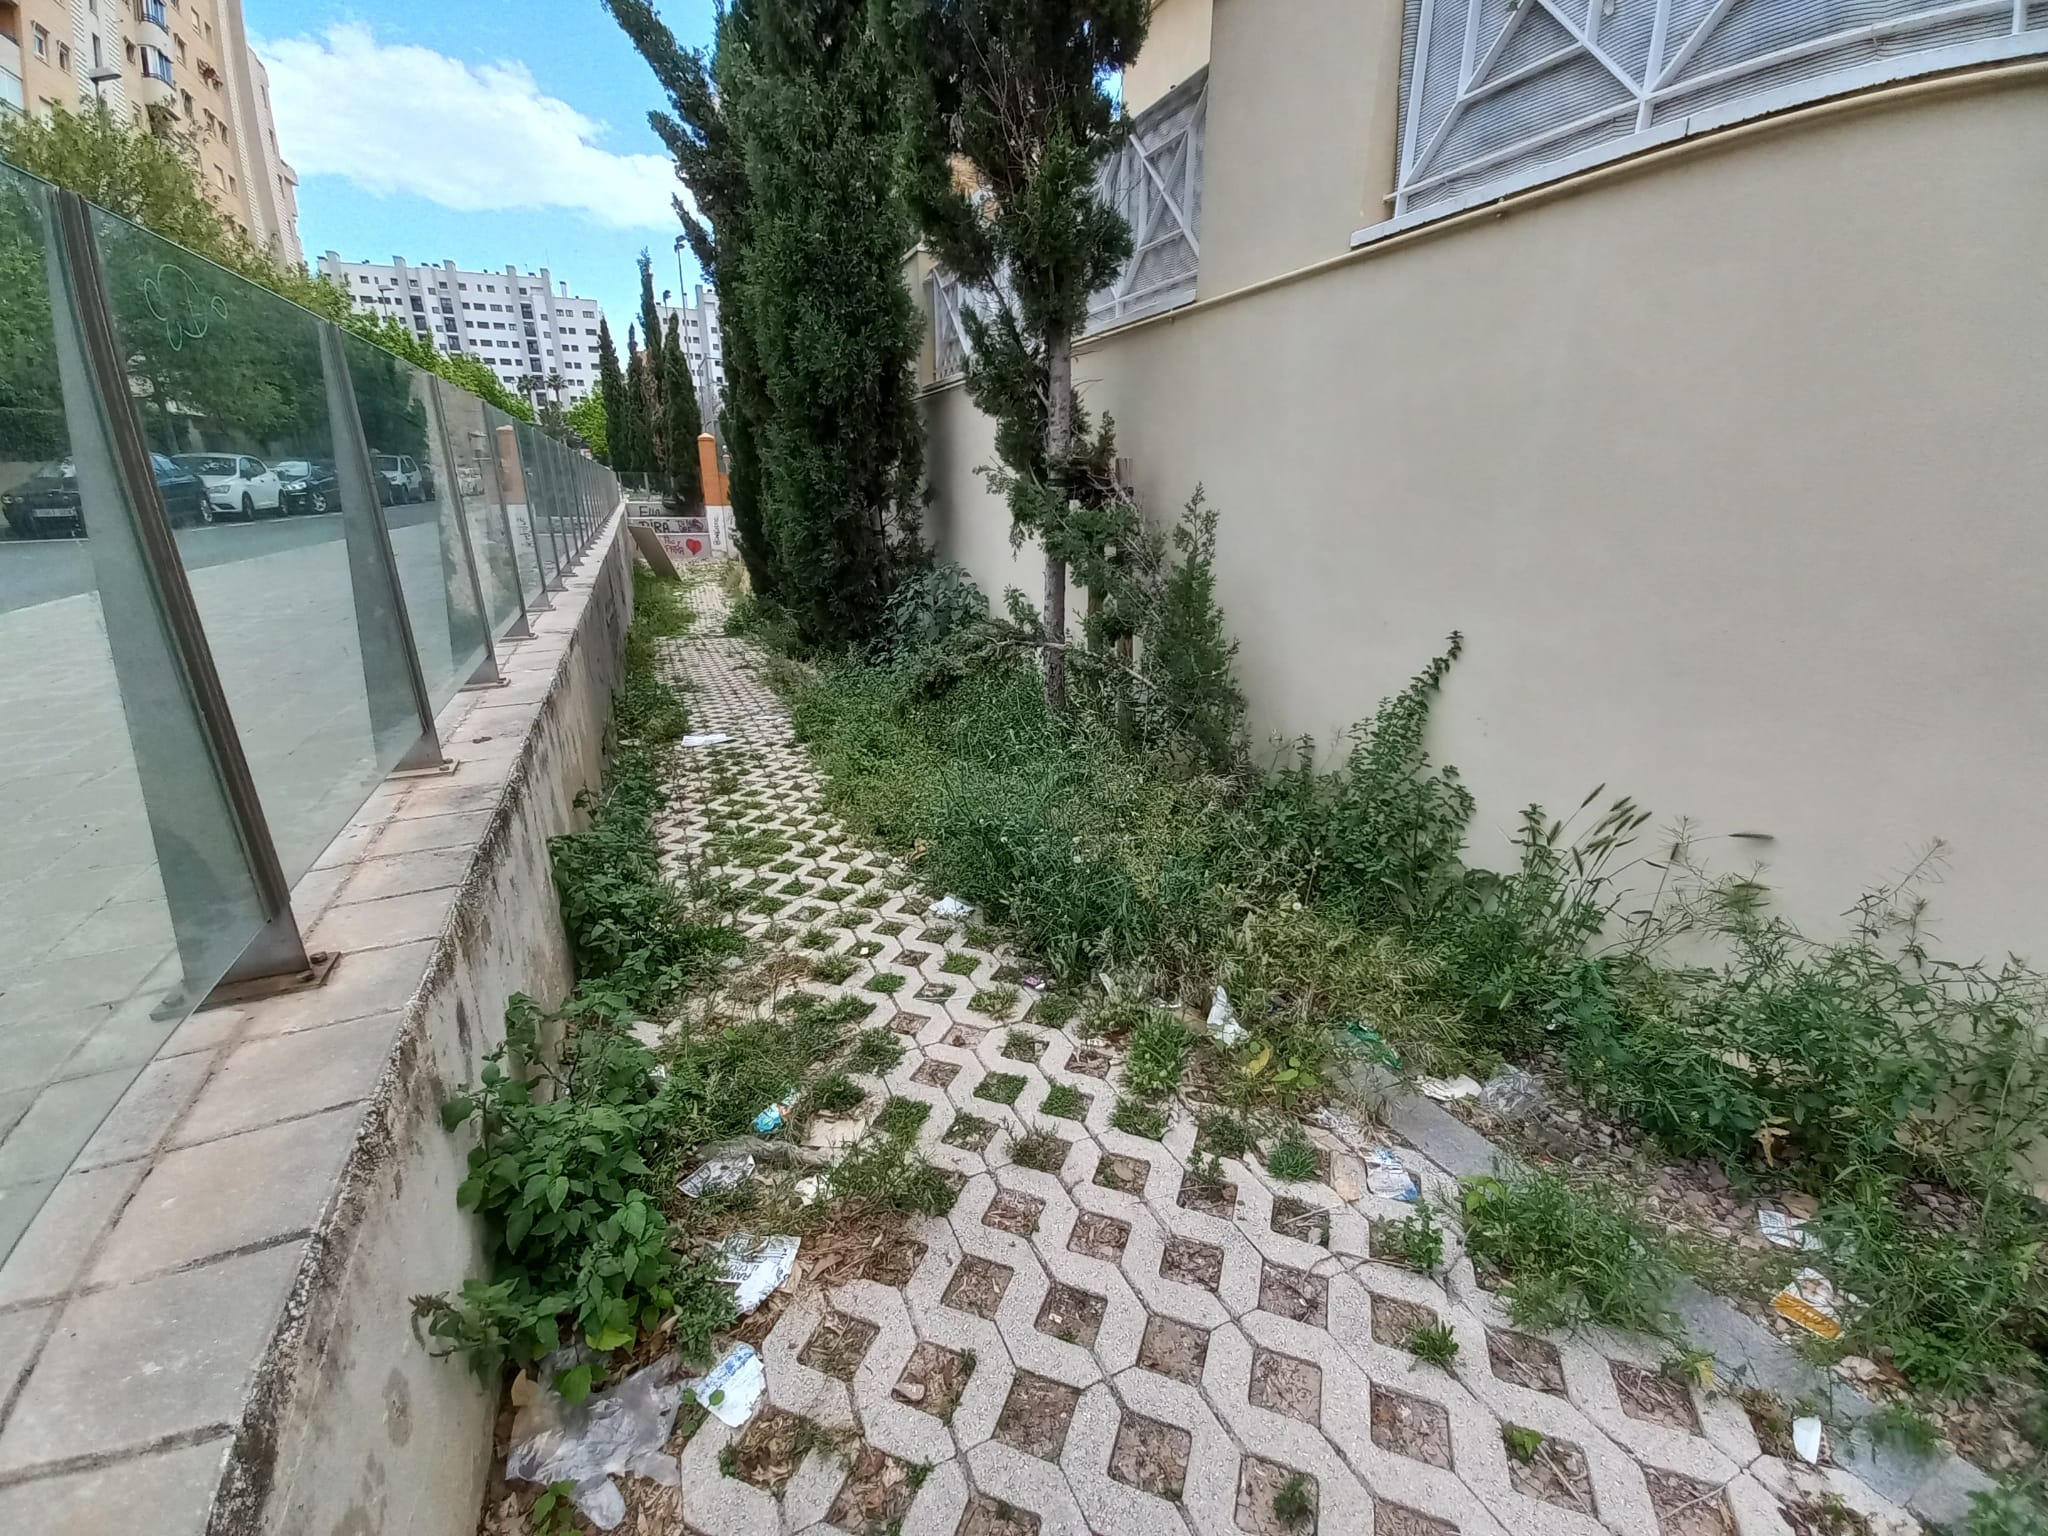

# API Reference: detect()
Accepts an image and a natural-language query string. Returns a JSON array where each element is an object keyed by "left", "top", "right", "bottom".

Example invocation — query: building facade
[
  {"left": 919, "top": 0, "right": 2048, "bottom": 962},
  {"left": 314, "top": 252, "right": 613, "bottom": 407},
  {"left": 0, "top": 0, "right": 298, "bottom": 259},
  {"left": 655, "top": 283, "right": 726, "bottom": 430}
]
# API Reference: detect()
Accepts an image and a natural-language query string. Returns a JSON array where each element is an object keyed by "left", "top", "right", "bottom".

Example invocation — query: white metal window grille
[
  {"left": 1083, "top": 69, "right": 1208, "bottom": 335},
  {"left": 927, "top": 69, "right": 1210, "bottom": 381},
  {"left": 1391, "top": 0, "right": 2047, "bottom": 218}
]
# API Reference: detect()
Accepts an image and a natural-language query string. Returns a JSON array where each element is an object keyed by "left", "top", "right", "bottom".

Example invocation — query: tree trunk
[{"left": 1044, "top": 324, "right": 1073, "bottom": 708}]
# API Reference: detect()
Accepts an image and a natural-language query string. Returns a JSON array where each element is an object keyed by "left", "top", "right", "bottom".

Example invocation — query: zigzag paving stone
[{"left": 652, "top": 578, "right": 1931, "bottom": 1536}]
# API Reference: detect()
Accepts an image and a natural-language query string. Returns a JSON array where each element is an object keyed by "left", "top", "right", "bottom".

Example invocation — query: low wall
[
  {"left": 921, "top": 77, "right": 2048, "bottom": 960},
  {"left": 222, "top": 519, "right": 633, "bottom": 1536},
  {"left": 0, "top": 516, "right": 630, "bottom": 1535}
]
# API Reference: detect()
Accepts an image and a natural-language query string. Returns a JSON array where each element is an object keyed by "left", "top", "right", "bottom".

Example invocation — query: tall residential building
[
  {"left": 315, "top": 253, "right": 612, "bottom": 407},
  {"left": 655, "top": 284, "right": 725, "bottom": 430},
  {"left": 1, "top": 0, "right": 299, "bottom": 260}
]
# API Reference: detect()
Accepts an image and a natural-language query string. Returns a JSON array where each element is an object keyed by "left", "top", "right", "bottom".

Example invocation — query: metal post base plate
[{"left": 193, "top": 949, "right": 340, "bottom": 1013}]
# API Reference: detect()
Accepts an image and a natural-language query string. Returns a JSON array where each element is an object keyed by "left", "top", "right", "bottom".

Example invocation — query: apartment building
[
  {"left": 0, "top": 0, "right": 299, "bottom": 259},
  {"left": 655, "top": 283, "right": 726, "bottom": 427},
  {"left": 315, "top": 253, "right": 613, "bottom": 406}
]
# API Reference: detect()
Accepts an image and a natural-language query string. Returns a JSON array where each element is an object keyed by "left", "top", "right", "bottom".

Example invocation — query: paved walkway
[{"left": 647, "top": 588, "right": 1919, "bottom": 1536}]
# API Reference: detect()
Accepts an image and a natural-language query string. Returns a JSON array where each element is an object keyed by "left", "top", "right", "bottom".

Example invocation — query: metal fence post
[
  {"left": 47, "top": 189, "right": 331, "bottom": 1000},
  {"left": 319, "top": 326, "right": 453, "bottom": 774}
]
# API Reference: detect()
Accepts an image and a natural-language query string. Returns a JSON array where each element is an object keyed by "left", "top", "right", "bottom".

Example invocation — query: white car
[
  {"left": 371, "top": 454, "right": 426, "bottom": 505},
  {"left": 172, "top": 454, "right": 284, "bottom": 521}
]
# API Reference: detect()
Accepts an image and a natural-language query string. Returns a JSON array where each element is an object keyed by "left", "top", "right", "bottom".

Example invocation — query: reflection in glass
[
  {"left": 435, "top": 380, "right": 523, "bottom": 637},
  {"left": 92, "top": 206, "right": 418, "bottom": 883},
  {"left": 340, "top": 333, "right": 490, "bottom": 708},
  {"left": 0, "top": 165, "right": 267, "bottom": 1272}
]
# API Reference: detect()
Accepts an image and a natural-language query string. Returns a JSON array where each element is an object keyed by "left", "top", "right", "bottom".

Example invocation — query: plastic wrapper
[
  {"left": 506, "top": 1353, "right": 686, "bottom": 1530},
  {"left": 1364, "top": 1148, "right": 1419, "bottom": 1202},
  {"left": 1207, "top": 986, "right": 1246, "bottom": 1046}
]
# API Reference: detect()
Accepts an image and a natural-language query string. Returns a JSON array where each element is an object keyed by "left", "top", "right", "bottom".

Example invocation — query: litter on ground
[
  {"left": 1207, "top": 985, "right": 1247, "bottom": 1046},
  {"left": 678, "top": 1155, "right": 754, "bottom": 1198},
  {"left": 686, "top": 1343, "right": 766, "bottom": 1427},
  {"left": 505, "top": 1353, "right": 687, "bottom": 1530},
  {"left": 715, "top": 1233, "right": 799, "bottom": 1314},
  {"left": 1364, "top": 1148, "right": 1420, "bottom": 1202}
]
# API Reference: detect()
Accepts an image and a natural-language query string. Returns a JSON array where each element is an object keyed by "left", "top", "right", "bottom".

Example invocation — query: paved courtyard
[{"left": 638, "top": 588, "right": 1925, "bottom": 1536}]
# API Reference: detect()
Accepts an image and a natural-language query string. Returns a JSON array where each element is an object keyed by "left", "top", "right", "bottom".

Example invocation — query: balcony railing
[{"left": 0, "top": 158, "right": 618, "bottom": 1270}]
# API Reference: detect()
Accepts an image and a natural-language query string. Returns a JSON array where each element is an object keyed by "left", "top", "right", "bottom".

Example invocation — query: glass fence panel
[
  {"left": 485, "top": 404, "right": 548, "bottom": 598},
  {"left": 516, "top": 415, "right": 565, "bottom": 589},
  {"left": 338, "top": 332, "right": 489, "bottom": 709},
  {"left": 517, "top": 423, "right": 569, "bottom": 574},
  {"left": 0, "top": 165, "right": 267, "bottom": 1270},
  {"left": 92, "top": 206, "right": 422, "bottom": 883},
  {"left": 434, "top": 379, "right": 523, "bottom": 638}
]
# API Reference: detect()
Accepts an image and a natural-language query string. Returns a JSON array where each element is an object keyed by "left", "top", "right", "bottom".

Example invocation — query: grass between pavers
[
  {"left": 419, "top": 569, "right": 961, "bottom": 1423},
  {"left": 769, "top": 617, "right": 2048, "bottom": 1459}
]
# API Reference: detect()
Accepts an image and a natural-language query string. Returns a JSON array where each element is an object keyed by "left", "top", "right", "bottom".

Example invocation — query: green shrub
[
  {"left": 1460, "top": 1168, "right": 1679, "bottom": 1335},
  {"left": 421, "top": 993, "right": 735, "bottom": 1389}
]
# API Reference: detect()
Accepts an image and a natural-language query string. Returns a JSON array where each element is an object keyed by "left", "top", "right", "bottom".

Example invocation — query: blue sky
[{"left": 249, "top": 0, "right": 716, "bottom": 339}]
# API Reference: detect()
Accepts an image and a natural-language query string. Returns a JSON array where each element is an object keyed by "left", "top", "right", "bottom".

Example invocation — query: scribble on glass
[{"left": 143, "top": 263, "right": 228, "bottom": 351}]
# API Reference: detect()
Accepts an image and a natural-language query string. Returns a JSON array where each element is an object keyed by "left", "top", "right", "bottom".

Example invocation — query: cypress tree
[
  {"left": 595, "top": 317, "right": 627, "bottom": 468},
  {"left": 883, "top": 0, "right": 1148, "bottom": 704},
  {"left": 638, "top": 251, "right": 666, "bottom": 402},
  {"left": 733, "top": 0, "right": 923, "bottom": 646},
  {"left": 661, "top": 313, "right": 705, "bottom": 513},
  {"left": 604, "top": 0, "right": 780, "bottom": 600},
  {"left": 615, "top": 325, "right": 656, "bottom": 476}
]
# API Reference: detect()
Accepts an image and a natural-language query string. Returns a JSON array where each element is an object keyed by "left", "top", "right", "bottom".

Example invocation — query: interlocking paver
[{"left": 649, "top": 577, "right": 1928, "bottom": 1536}]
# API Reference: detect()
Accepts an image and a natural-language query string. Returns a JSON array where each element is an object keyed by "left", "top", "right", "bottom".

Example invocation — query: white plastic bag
[
  {"left": 506, "top": 1354, "right": 687, "bottom": 1530},
  {"left": 1207, "top": 986, "right": 1246, "bottom": 1046}
]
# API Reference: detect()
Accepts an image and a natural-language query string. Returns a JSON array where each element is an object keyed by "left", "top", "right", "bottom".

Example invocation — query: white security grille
[
  {"left": 1084, "top": 70, "right": 1208, "bottom": 335},
  {"left": 927, "top": 70, "right": 1210, "bottom": 381},
  {"left": 1392, "top": 0, "right": 2047, "bottom": 217}
]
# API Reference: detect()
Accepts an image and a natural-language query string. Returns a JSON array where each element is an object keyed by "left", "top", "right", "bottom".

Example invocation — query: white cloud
[{"left": 255, "top": 23, "right": 681, "bottom": 230}]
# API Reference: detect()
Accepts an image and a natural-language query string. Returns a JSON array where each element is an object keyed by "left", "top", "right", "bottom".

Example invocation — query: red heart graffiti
[{"left": 686, "top": 537, "right": 704, "bottom": 554}]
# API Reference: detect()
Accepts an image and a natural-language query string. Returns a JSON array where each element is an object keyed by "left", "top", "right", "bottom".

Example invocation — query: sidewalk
[{"left": 630, "top": 584, "right": 1947, "bottom": 1536}]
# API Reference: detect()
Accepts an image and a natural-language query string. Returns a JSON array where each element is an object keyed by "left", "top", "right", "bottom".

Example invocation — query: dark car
[
  {"left": 1, "top": 454, "right": 209, "bottom": 538},
  {"left": 274, "top": 458, "right": 341, "bottom": 515}
]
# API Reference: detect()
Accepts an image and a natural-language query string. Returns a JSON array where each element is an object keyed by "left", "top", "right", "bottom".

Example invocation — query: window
[
  {"left": 58, "top": 42, "right": 72, "bottom": 71},
  {"left": 142, "top": 0, "right": 166, "bottom": 24},
  {"left": 32, "top": 24, "right": 49, "bottom": 59},
  {"left": 92, "top": 35, "right": 103, "bottom": 67},
  {"left": 174, "top": 35, "right": 185, "bottom": 61}
]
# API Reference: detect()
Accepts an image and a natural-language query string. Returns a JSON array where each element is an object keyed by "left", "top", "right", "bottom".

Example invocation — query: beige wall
[
  {"left": 1199, "top": 0, "right": 1405, "bottom": 294},
  {"left": 921, "top": 78, "right": 2048, "bottom": 960},
  {"left": 1124, "top": 0, "right": 1212, "bottom": 115}
]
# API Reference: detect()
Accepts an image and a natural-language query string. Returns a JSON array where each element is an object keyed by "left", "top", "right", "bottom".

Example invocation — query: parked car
[
  {"left": 274, "top": 459, "right": 340, "bottom": 515},
  {"left": 370, "top": 453, "right": 425, "bottom": 504},
  {"left": 172, "top": 453, "right": 284, "bottom": 520},
  {"left": 1, "top": 454, "right": 209, "bottom": 537}
]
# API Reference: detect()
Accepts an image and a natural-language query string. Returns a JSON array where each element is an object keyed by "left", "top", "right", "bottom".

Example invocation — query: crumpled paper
[
  {"left": 506, "top": 1353, "right": 686, "bottom": 1530},
  {"left": 930, "top": 894, "right": 974, "bottom": 919}
]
